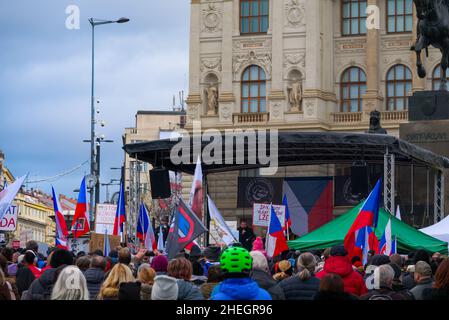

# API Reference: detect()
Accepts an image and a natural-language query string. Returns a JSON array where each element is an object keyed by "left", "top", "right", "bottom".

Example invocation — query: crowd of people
[{"left": 0, "top": 238, "right": 448, "bottom": 300}]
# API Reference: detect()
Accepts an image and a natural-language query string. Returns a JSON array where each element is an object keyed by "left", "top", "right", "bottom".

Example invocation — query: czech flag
[
  {"left": 379, "top": 218, "right": 396, "bottom": 256},
  {"left": 103, "top": 231, "right": 111, "bottom": 257},
  {"left": 282, "top": 194, "right": 292, "bottom": 230},
  {"left": 113, "top": 180, "right": 126, "bottom": 237},
  {"left": 51, "top": 186, "right": 68, "bottom": 249},
  {"left": 71, "top": 177, "right": 90, "bottom": 238},
  {"left": 344, "top": 179, "right": 382, "bottom": 259},
  {"left": 355, "top": 226, "right": 379, "bottom": 264},
  {"left": 266, "top": 205, "right": 289, "bottom": 258},
  {"left": 136, "top": 203, "right": 157, "bottom": 250},
  {"left": 55, "top": 237, "right": 68, "bottom": 249}
]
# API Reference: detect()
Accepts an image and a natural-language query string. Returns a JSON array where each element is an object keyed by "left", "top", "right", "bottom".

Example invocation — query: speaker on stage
[
  {"left": 150, "top": 167, "right": 171, "bottom": 199},
  {"left": 351, "top": 162, "right": 368, "bottom": 198}
]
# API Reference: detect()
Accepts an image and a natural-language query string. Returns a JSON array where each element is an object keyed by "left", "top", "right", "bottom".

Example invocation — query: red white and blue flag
[
  {"left": 51, "top": 186, "right": 68, "bottom": 249},
  {"left": 103, "top": 231, "right": 111, "bottom": 257},
  {"left": 113, "top": 180, "right": 126, "bottom": 239},
  {"left": 71, "top": 177, "right": 90, "bottom": 238},
  {"left": 355, "top": 226, "right": 379, "bottom": 264},
  {"left": 282, "top": 194, "right": 292, "bottom": 230},
  {"left": 344, "top": 179, "right": 382, "bottom": 259},
  {"left": 379, "top": 218, "right": 397, "bottom": 256},
  {"left": 165, "top": 198, "right": 207, "bottom": 259},
  {"left": 266, "top": 205, "right": 289, "bottom": 258},
  {"left": 136, "top": 203, "right": 156, "bottom": 250}
]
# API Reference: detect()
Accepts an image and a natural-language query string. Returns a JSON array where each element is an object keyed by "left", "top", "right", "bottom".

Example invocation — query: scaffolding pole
[
  {"left": 434, "top": 170, "right": 445, "bottom": 224},
  {"left": 384, "top": 148, "right": 395, "bottom": 215}
]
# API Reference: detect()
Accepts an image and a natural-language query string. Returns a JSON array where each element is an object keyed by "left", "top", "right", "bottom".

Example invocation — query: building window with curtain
[
  {"left": 340, "top": 67, "right": 366, "bottom": 112},
  {"left": 240, "top": 0, "right": 269, "bottom": 34},
  {"left": 386, "top": 64, "right": 412, "bottom": 111},
  {"left": 387, "top": 0, "right": 413, "bottom": 33},
  {"left": 341, "top": 0, "right": 367, "bottom": 36},
  {"left": 241, "top": 65, "right": 267, "bottom": 113},
  {"left": 432, "top": 64, "right": 449, "bottom": 90}
]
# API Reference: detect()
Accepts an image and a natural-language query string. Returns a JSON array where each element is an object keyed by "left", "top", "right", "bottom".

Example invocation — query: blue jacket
[{"left": 211, "top": 277, "right": 272, "bottom": 300}]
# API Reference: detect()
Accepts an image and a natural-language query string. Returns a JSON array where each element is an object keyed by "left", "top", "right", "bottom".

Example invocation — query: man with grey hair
[
  {"left": 84, "top": 255, "right": 106, "bottom": 299},
  {"left": 361, "top": 265, "right": 413, "bottom": 300},
  {"left": 410, "top": 261, "right": 433, "bottom": 300}
]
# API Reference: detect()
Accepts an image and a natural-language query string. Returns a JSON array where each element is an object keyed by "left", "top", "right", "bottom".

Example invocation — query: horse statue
[{"left": 412, "top": 0, "right": 449, "bottom": 90}]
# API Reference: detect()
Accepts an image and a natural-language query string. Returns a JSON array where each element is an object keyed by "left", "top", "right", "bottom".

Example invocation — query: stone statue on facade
[
  {"left": 412, "top": 0, "right": 449, "bottom": 90},
  {"left": 288, "top": 79, "right": 303, "bottom": 111},
  {"left": 367, "top": 110, "right": 388, "bottom": 134},
  {"left": 205, "top": 84, "right": 218, "bottom": 115}
]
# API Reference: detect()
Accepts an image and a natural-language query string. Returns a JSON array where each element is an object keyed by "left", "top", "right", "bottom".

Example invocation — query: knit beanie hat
[
  {"left": 151, "top": 275, "right": 179, "bottom": 300},
  {"left": 252, "top": 237, "right": 267, "bottom": 256},
  {"left": 151, "top": 255, "right": 169, "bottom": 272},
  {"left": 330, "top": 245, "right": 348, "bottom": 257}
]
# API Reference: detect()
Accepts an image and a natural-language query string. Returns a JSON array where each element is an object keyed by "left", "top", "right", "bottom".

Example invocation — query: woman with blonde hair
[
  {"left": 97, "top": 263, "right": 135, "bottom": 300},
  {"left": 51, "top": 266, "right": 89, "bottom": 300},
  {"left": 137, "top": 263, "right": 156, "bottom": 300}
]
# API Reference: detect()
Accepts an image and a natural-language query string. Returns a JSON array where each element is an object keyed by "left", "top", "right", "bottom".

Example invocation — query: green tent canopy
[{"left": 288, "top": 203, "right": 448, "bottom": 255}]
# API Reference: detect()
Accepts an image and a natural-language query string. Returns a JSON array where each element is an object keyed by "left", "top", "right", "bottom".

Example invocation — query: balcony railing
[
  {"left": 381, "top": 110, "right": 408, "bottom": 122},
  {"left": 233, "top": 112, "right": 269, "bottom": 124},
  {"left": 331, "top": 112, "right": 363, "bottom": 123}
]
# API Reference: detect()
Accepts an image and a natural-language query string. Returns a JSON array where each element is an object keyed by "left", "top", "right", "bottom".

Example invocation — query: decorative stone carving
[
  {"left": 284, "top": 52, "right": 306, "bottom": 68},
  {"left": 271, "top": 103, "right": 282, "bottom": 119},
  {"left": 220, "top": 104, "right": 232, "bottom": 121},
  {"left": 288, "top": 79, "right": 303, "bottom": 112},
  {"left": 200, "top": 57, "right": 222, "bottom": 72},
  {"left": 233, "top": 51, "right": 272, "bottom": 80},
  {"left": 202, "top": 3, "right": 222, "bottom": 33},
  {"left": 285, "top": 0, "right": 305, "bottom": 28},
  {"left": 187, "top": 105, "right": 199, "bottom": 121},
  {"left": 205, "top": 85, "right": 218, "bottom": 116},
  {"left": 233, "top": 38, "right": 272, "bottom": 51},
  {"left": 305, "top": 102, "right": 315, "bottom": 117}
]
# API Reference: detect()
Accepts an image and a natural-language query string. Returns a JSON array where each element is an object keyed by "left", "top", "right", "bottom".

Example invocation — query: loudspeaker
[
  {"left": 351, "top": 163, "right": 368, "bottom": 197},
  {"left": 150, "top": 167, "right": 171, "bottom": 199}
]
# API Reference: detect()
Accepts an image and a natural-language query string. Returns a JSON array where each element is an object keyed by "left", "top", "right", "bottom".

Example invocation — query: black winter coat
[
  {"left": 422, "top": 288, "right": 449, "bottom": 300},
  {"left": 84, "top": 267, "right": 105, "bottom": 300},
  {"left": 21, "top": 268, "right": 56, "bottom": 300},
  {"left": 250, "top": 269, "right": 285, "bottom": 300},
  {"left": 277, "top": 274, "right": 320, "bottom": 300},
  {"left": 15, "top": 267, "right": 35, "bottom": 296}
]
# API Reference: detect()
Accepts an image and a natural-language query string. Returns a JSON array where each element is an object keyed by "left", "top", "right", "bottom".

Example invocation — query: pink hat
[{"left": 252, "top": 237, "right": 267, "bottom": 256}]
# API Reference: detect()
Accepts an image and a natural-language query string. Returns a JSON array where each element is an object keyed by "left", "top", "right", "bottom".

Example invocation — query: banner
[
  {"left": 0, "top": 202, "right": 18, "bottom": 231},
  {"left": 0, "top": 175, "right": 27, "bottom": 221},
  {"left": 95, "top": 204, "right": 117, "bottom": 235},
  {"left": 207, "top": 195, "right": 237, "bottom": 246},
  {"left": 237, "top": 177, "right": 284, "bottom": 208},
  {"left": 252, "top": 203, "right": 285, "bottom": 228}
]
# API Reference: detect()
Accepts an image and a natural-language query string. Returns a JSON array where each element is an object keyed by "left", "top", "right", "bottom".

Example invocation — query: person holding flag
[
  {"left": 266, "top": 205, "right": 289, "bottom": 259},
  {"left": 51, "top": 186, "right": 69, "bottom": 249},
  {"left": 344, "top": 179, "right": 382, "bottom": 261},
  {"left": 113, "top": 179, "right": 126, "bottom": 242},
  {"left": 71, "top": 177, "right": 90, "bottom": 238}
]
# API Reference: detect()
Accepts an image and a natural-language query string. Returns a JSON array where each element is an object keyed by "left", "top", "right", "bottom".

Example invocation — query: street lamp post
[{"left": 88, "top": 17, "right": 129, "bottom": 225}]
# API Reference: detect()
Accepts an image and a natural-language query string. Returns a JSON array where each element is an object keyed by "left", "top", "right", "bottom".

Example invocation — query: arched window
[
  {"left": 241, "top": 65, "right": 266, "bottom": 113},
  {"left": 386, "top": 64, "right": 412, "bottom": 111},
  {"left": 340, "top": 67, "right": 366, "bottom": 112},
  {"left": 240, "top": 0, "right": 269, "bottom": 34},
  {"left": 387, "top": 0, "right": 413, "bottom": 33},
  {"left": 341, "top": 0, "right": 367, "bottom": 36},
  {"left": 432, "top": 64, "right": 449, "bottom": 90}
]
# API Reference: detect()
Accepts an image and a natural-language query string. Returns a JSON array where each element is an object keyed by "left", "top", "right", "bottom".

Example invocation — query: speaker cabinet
[
  {"left": 150, "top": 167, "right": 171, "bottom": 199},
  {"left": 351, "top": 163, "right": 368, "bottom": 197}
]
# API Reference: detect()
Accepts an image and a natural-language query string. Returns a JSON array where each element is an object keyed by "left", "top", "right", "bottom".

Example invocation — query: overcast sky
[{"left": 0, "top": 0, "right": 190, "bottom": 200}]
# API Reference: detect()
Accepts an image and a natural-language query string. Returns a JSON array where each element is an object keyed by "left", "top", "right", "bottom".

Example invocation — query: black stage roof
[{"left": 124, "top": 131, "right": 449, "bottom": 175}]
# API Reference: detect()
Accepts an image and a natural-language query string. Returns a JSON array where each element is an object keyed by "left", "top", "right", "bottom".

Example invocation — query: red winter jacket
[{"left": 316, "top": 256, "right": 368, "bottom": 296}]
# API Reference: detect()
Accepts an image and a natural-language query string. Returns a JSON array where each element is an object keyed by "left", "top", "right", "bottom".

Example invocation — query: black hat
[
  {"left": 330, "top": 245, "right": 348, "bottom": 257},
  {"left": 189, "top": 244, "right": 202, "bottom": 259},
  {"left": 370, "top": 254, "right": 391, "bottom": 266},
  {"left": 50, "top": 249, "right": 74, "bottom": 268},
  {"left": 203, "top": 246, "right": 221, "bottom": 262}
]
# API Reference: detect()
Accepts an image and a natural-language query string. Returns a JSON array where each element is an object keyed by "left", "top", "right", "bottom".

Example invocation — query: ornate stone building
[{"left": 184, "top": 0, "right": 446, "bottom": 224}]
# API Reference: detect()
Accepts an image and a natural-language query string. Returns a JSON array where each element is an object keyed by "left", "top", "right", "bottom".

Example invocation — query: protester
[
  {"left": 167, "top": 257, "right": 204, "bottom": 300},
  {"left": 1, "top": 248, "right": 17, "bottom": 277},
  {"left": 76, "top": 256, "right": 91, "bottom": 273},
  {"left": 360, "top": 265, "right": 412, "bottom": 300},
  {"left": 315, "top": 248, "right": 330, "bottom": 273},
  {"left": 189, "top": 246, "right": 207, "bottom": 286},
  {"left": 84, "top": 255, "right": 106, "bottom": 300},
  {"left": 313, "top": 273, "right": 358, "bottom": 300},
  {"left": 151, "top": 254, "right": 169, "bottom": 276},
  {"left": 423, "top": 258, "right": 449, "bottom": 300},
  {"left": 137, "top": 263, "right": 155, "bottom": 300},
  {"left": 9, "top": 252, "right": 20, "bottom": 277},
  {"left": 273, "top": 260, "right": 293, "bottom": 282},
  {"left": 199, "top": 265, "right": 222, "bottom": 299},
  {"left": 0, "top": 269, "right": 15, "bottom": 300},
  {"left": 351, "top": 256, "right": 363, "bottom": 274},
  {"left": 238, "top": 221, "right": 256, "bottom": 252},
  {"left": 202, "top": 246, "right": 221, "bottom": 275},
  {"left": 0, "top": 254, "right": 19, "bottom": 299},
  {"left": 410, "top": 261, "right": 434, "bottom": 300},
  {"left": 151, "top": 275, "right": 179, "bottom": 300},
  {"left": 211, "top": 246, "right": 271, "bottom": 300},
  {"left": 21, "top": 248, "right": 74, "bottom": 300},
  {"left": 403, "top": 250, "right": 431, "bottom": 290},
  {"left": 252, "top": 237, "right": 267, "bottom": 256},
  {"left": 51, "top": 266, "right": 89, "bottom": 300},
  {"left": 97, "top": 263, "right": 135, "bottom": 300},
  {"left": 364, "top": 254, "right": 391, "bottom": 290},
  {"left": 249, "top": 251, "right": 284, "bottom": 300},
  {"left": 277, "top": 252, "right": 320, "bottom": 300},
  {"left": 316, "top": 245, "right": 367, "bottom": 296},
  {"left": 16, "top": 250, "right": 40, "bottom": 296}
]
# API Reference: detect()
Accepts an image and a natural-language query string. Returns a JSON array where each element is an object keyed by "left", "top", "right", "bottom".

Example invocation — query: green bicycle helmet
[{"left": 220, "top": 246, "right": 252, "bottom": 278}]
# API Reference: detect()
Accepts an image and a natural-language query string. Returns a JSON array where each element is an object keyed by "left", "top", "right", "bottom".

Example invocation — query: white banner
[
  {"left": 0, "top": 175, "right": 27, "bottom": 221},
  {"left": 95, "top": 204, "right": 117, "bottom": 235},
  {"left": 252, "top": 203, "right": 285, "bottom": 228},
  {"left": 0, "top": 202, "right": 18, "bottom": 231},
  {"left": 207, "top": 195, "right": 237, "bottom": 246}
]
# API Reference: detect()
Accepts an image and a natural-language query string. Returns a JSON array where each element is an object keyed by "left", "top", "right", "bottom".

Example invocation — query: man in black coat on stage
[{"left": 238, "top": 220, "right": 256, "bottom": 252}]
